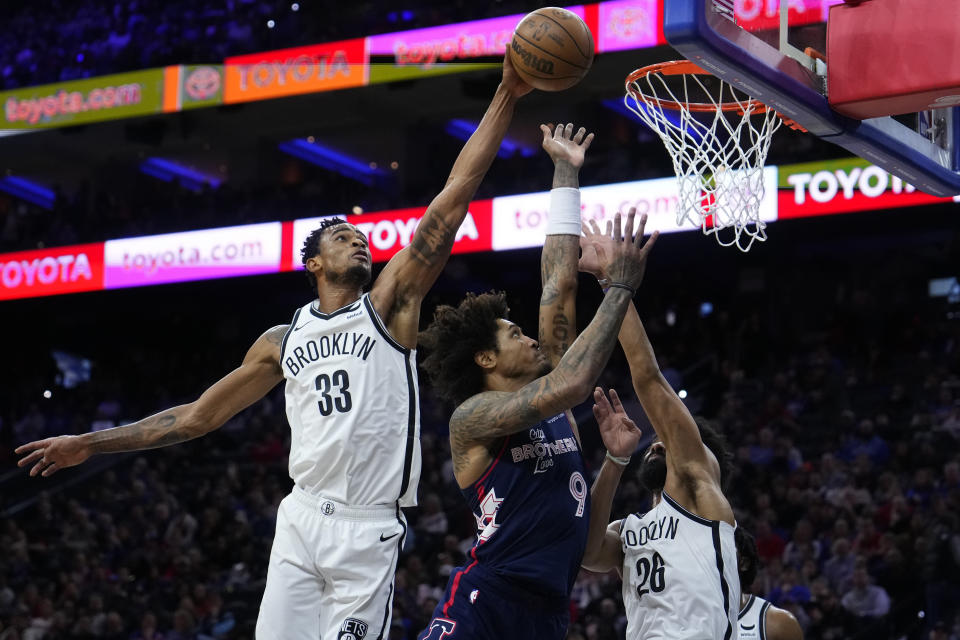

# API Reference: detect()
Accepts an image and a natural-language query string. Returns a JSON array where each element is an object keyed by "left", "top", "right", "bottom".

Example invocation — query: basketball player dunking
[
  {"left": 15, "top": 56, "right": 532, "bottom": 640},
  {"left": 416, "top": 124, "right": 659, "bottom": 640},
  {"left": 735, "top": 527, "right": 804, "bottom": 640},
  {"left": 579, "top": 218, "right": 740, "bottom": 640}
]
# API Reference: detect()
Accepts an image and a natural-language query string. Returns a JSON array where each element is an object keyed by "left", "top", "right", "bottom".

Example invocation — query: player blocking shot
[
  {"left": 416, "top": 123, "right": 659, "bottom": 640},
  {"left": 580, "top": 218, "right": 740, "bottom": 640},
  {"left": 15, "top": 55, "right": 533, "bottom": 640}
]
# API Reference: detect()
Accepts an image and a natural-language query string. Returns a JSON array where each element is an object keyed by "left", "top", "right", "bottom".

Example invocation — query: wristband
[
  {"left": 546, "top": 187, "right": 581, "bottom": 236},
  {"left": 606, "top": 451, "right": 631, "bottom": 466},
  {"left": 606, "top": 282, "right": 636, "bottom": 297}
]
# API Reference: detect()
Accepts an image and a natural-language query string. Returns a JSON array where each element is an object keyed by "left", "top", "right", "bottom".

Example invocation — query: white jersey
[
  {"left": 620, "top": 491, "right": 739, "bottom": 640},
  {"left": 280, "top": 294, "right": 421, "bottom": 507},
  {"left": 738, "top": 595, "right": 771, "bottom": 640}
]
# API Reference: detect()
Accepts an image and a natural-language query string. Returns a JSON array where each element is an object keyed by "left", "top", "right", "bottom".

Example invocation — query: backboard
[{"left": 663, "top": 0, "right": 960, "bottom": 197}]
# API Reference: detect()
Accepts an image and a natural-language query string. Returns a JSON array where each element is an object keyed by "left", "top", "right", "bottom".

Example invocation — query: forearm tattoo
[
  {"left": 88, "top": 407, "right": 198, "bottom": 453},
  {"left": 410, "top": 214, "right": 457, "bottom": 267}
]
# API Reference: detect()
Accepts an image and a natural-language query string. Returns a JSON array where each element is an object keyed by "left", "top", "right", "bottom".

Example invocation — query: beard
[
  {"left": 638, "top": 454, "right": 667, "bottom": 494},
  {"left": 536, "top": 358, "right": 553, "bottom": 378},
  {"left": 326, "top": 263, "right": 372, "bottom": 288}
]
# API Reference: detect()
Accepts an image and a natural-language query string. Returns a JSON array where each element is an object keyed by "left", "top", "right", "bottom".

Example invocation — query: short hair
[
  {"left": 300, "top": 218, "right": 347, "bottom": 290},
  {"left": 735, "top": 526, "right": 760, "bottom": 590},
  {"left": 419, "top": 292, "right": 509, "bottom": 406},
  {"left": 696, "top": 418, "right": 734, "bottom": 489}
]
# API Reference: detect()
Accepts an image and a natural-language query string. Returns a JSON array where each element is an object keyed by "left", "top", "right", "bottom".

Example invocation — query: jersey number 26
[{"left": 635, "top": 551, "right": 667, "bottom": 600}]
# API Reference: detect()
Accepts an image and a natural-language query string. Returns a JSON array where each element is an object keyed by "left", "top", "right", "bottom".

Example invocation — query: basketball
[{"left": 508, "top": 7, "right": 594, "bottom": 92}]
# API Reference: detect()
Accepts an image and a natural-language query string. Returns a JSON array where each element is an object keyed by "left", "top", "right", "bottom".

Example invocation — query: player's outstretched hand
[
  {"left": 594, "top": 208, "right": 659, "bottom": 292},
  {"left": 592, "top": 387, "right": 642, "bottom": 459},
  {"left": 501, "top": 52, "right": 533, "bottom": 98},
  {"left": 579, "top": 217, "right": 612, "bottom": 280},
  {"left": 15, "top": 435, "right": 91, "bottom": 477},
  {"left": 540, "top": 123, "right": 594, "bottom": 170}
]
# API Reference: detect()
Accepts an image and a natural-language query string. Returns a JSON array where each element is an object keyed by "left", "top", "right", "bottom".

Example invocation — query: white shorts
[{"left": 256, "top": 485, "right": 407, "bottom": 640}]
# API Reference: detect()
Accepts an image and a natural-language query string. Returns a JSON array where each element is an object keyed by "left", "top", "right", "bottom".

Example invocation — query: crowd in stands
[
  {"left": 1, "top": 232, "right": 958, "bottom": 639},
  {"left": 1, "top": 0, "right": 535, "bottom": 91},
  {"left": 3, "top": 3, "right": 958, "bottom": 640}
]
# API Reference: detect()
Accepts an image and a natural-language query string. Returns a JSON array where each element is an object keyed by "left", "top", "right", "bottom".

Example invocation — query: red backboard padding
[{"left": 827, "top": 0, "right": 960, "bottom": 119}]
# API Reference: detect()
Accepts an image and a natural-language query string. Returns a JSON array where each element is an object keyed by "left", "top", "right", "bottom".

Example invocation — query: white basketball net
[{"left": 625, "top": 67, "right": 782, "bottom": 251}]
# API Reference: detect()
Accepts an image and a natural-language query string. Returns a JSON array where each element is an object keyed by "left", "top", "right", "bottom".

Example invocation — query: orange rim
[{"left": 626, "top": 60, "right": 772, "bottom": 116}]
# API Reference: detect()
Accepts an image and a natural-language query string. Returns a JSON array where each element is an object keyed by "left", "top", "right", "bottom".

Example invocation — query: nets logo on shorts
[{"left": 338, "top": 618, "right": 368, "bottom": 640}]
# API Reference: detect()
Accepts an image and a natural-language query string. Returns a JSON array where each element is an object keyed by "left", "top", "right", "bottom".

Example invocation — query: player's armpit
[
  {"left": 582, "top": 520, "right": 624, "bottom": 574},
  {"left": 188, "top": 325, "right": 287, "bottom": 430},
  {"left": 375, "top": 200, "right": 460, "bottom": 305},
  {"left": 368, "top": 203, "right": 459, "bottom": 341}
]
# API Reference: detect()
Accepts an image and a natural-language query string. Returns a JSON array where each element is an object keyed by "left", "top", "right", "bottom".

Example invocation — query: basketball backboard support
[{"left": 663, "top": 0, "right": 960, "bottom": 197}]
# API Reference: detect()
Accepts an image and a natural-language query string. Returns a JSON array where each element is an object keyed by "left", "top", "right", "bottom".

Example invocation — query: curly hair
[
  {"left": 300, "top": 218, "right": 347, "bottom": 290},
  {"left": 735, "top": 526, "right": 760, "bottom": 590},
  {"left": 696, "top": 418, "right": 734, "bottom": 490},
  {"left": 418, "top": 291, "right": 509, "bottom": 406}
]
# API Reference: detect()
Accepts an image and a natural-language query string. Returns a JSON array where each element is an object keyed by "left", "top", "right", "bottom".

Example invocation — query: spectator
[
  {"left": 131, "top": 612, "right": 165, "bottom": 640},
  {"left": 840, "top": 568, "right": 890, "bottom": 620},
  {"left": 782, "top": 519, "right": 821, "bottom": 570},
  {"left": 822, "top": 538, "right": 856, "bottom": 593},
  {"left": 756, "top": 519, "right": 788, "bottom": 562}
]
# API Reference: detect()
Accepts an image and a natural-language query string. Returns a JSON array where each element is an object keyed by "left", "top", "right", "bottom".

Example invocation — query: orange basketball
[{"left": 508, "top": 7, "right": 594, "bottom": 92}]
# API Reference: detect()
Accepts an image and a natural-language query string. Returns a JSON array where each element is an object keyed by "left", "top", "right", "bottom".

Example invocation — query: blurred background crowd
[
  {"left": 1, "top": 0, "right": 537, "bottom": 91},
  {"left": 2, "top": 217, "right": 958, "bottom": 639},
  {"left": 1, "top": 1, "right": 959, "bottom": 639}
]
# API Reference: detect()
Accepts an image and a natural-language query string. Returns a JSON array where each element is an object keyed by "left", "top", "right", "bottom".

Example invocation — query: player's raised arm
[
  {"left": 582, "top": 387, "right": 641, "bottom": 573},
  {"left": 450, "top": 212, "right": 656, "bottom": 445},
  {"left": 581, "top": 217, "right": 730, "bottom": 520},
  {"left": 370, "top": 56, "right": 531, "bottom": 344},
  {"left": 15, "top": 325, "right": 287, "bottom": 477},
  {"left": 537, "top": 123, "right": 594, "bottom": 366}
]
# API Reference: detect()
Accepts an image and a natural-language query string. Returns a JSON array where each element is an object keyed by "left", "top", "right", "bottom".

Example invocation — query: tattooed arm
[
  {"left": 538, "top": 123, "right": 594, "bottom": 366},
  {"left": 449, "top": 286, "right": 635, "bottom": 482},
  {"left": 449, "top": 211, "right": 657, "bottom": 486},
  {"left": 370, "top": 55, "right": 531, "bottom": 349},
  {"left": 16, "top": 325, "right": 287, "bottom": 477}
]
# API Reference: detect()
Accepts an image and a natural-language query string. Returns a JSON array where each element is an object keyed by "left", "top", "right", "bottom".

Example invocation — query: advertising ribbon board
[
  {"left": 777, "top": 158, "right": 957, "bottom": 218},
  {"left": 0, "top": 243, "right": 104, "bottom": 300},
  {"left": 597, "top": 0, "right": 662, "bottom": 52},
  {"left": 492, "top": 170, "right": 778, "bottom": 251},
  {"left": 104, "top": 223, "right": 283, "bottom": 289},
  {"left": 1, "top": 69, "right": 164, "bottom": 130},
  {"left": 163, "top": 65, "right": 225, "bottom": 112},
  {"left": 289, "top": 202, "right": 493, "bottom": 271},
  {"left": 224, "top": 39, "right": 367, "bottom": 104},
  {"left": 366, "top": 8, "right": 586, "bottom": 84}
]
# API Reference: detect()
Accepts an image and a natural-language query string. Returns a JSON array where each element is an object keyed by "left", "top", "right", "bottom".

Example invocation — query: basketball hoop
[{"left": 625, "top": 60, "right": 792, "bottom": 251}]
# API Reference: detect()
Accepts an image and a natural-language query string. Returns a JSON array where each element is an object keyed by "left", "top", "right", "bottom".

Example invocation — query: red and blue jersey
[{"left": 460, "top": 412, "right": 590, "bottom": 598}]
